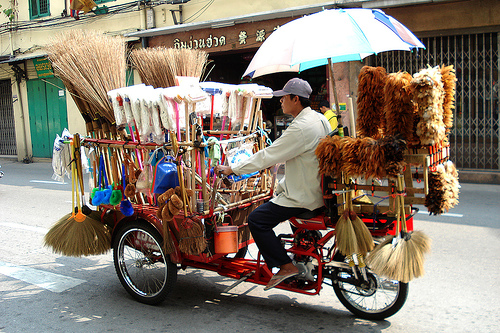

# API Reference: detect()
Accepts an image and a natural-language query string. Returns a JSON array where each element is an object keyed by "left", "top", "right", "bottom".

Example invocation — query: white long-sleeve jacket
[{"left": 232, "top": 107, "right": 331, "bottom": 210}]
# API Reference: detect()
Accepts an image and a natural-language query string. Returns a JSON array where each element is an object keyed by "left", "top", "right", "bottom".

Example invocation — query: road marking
[
  {"left": 29, "top": 180, "right": 68, "bottom": 185},
  {"left": 0, "top": 222, "right": 48, "bottom": 234},
  {"left": 0, "top": 261, "right": 86, "bottom": 293},
  {"left": 417, "top": 211, "right": 463, "bottom": 218}
]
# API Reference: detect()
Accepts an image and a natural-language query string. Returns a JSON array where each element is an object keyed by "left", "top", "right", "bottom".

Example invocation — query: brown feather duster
[
  {"left": 440, "top": 65, "right": 457, "bottom": 129},
  {"left": 356, "top": 66, "right": 388, "bottom": 138},
  {"left": 384, "top": 72, "right": 420, "bottom": 145},
  {"left": 315, "top": 136, "right": 344, "bottom": 177},
  {"left": 425, "top": 164, "right": 447, "bottom": 215},
  {"left": 380, "top": 134, "right": 407, "bottom": 179}
]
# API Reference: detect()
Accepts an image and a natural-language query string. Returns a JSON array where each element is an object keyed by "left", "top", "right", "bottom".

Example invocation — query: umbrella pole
[{"left": 328, "top": 58, "right": 341, "bottom": 124}]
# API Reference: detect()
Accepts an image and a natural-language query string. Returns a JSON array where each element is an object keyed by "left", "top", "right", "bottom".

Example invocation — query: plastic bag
[
  {"left": 136, "top": 164, "right": 153, "bottom": 195},
  {"left": 51, "top": 129, "right": 72, "bottom": 182},
  {"left": 226, "top": 142, "right": 258, "bottom": 182}
]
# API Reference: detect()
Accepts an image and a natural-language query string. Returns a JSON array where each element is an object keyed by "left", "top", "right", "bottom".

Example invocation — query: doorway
[{"left": 26, "top": 77, "right": 68, "bottom": 158}]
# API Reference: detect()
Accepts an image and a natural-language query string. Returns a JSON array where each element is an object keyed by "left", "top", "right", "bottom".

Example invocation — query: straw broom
[
  {"left": 350, "top": 203, "right": 374, "bottom": 256},
  {"left": 365, "top": 179, "right": 401, "bottom": 277},
  {"left": 168, "top": 131, "right": 206, "bottom": 255},
  {"left": 130, "top": 47, "right": 208, "bottom": 88},
  {"left": 387, "top": 175, "right": 431, "bottom": 282},
  {"left": 46, "top": 30, "right": 126, "bottom": 135},
  {"left": 335, "top": 188, "right": 358, "bottom": 256},
  {"left": 366, "top": 175, "right": 431, "bottom": 282},
  {"left": 44, "top": 139, "right": 111, "bottom": 256}
]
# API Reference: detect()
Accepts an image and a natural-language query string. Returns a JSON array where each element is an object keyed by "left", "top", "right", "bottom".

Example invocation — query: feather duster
[
  {"left": 380, "top": 134, "right": 407, "bottom": 179},
  {"left": 440, "top": 65, "right": 457, "bottom": 130},
  {"left": 384, "top": 72, "right": 420, "bottom": 145},
  {"left": 315, "top": 136, "right": 344, "bottom": 177},
  {"left": 410, "top": 66, "right": 446, "bottom": 146},
  {"left": 357, "top": 137, "right": 386, "bottom": 179},
  {"left": 356, "top": 66, "right": 388, "bottom": 138},
  {"left": 443, "top": 160, "right": 460, "bottom": 210},
  {"left": 342, "top": 137, "right": 363, "bottom": 177},
  {"left": 425, "top": 164, "right": 447, "bottom": 215}
]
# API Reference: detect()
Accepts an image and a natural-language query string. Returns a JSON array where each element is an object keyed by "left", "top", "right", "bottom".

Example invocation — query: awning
[
  {"left": 0, "top": 52, "right": 48, "bottom": 64},
  {"left": 125, "top": 2, "right": 346, "bottom": 38}
]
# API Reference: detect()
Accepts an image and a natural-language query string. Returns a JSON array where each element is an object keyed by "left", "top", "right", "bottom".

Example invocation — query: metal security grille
[
  {"left": 369, "top": 33, "right": 500, "bottom": 170},
  {"left": 0, "top": 79, "right": 17, "bottom": 155}
]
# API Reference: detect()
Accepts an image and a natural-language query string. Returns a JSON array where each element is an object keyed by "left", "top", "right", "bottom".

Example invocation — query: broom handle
[
  {"left": 70, "top": 142, "right": 76, "bottom": 215},
  {"left": 73, "top": 134, "right": 87, "bottom": 204},
  {"left": 170, "top": 131, "right": 188, "bottom": 216},
  {"left": 398, "top": 175, "right": 408, "bottom": 233}
]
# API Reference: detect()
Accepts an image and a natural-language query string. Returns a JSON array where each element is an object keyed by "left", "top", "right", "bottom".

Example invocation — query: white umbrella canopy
[{"left": 243, "top": 8, "right": 425, "bottom": 78}]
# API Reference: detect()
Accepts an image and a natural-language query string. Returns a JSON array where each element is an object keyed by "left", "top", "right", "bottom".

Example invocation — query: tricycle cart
[{"left": 45, "top": 36, "right": 458, "bottom": 320}]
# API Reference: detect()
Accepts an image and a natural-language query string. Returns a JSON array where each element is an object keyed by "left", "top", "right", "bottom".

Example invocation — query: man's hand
[{"left": 215, "top": 165, "right": 233, "bottom": 176}]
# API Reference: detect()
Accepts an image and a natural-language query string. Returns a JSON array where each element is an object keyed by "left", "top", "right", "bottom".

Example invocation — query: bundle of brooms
[
  {"left": 44, "top": 134, "right": 111, "bottom": 256},
  {"left": 130, "top": 47, "right": 208, "bottom": 88},
  {"left": 366, "top": 175, "right": 431, "bottom": 283},
  {"left": 46, "top": 30, "right": 127, "bottom": 138},
  {"left": 159, "top": 131, "right": 206, "bottom": 256}
]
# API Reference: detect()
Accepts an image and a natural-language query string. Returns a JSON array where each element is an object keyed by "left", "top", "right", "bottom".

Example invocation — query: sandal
[{"left": 264, "top": 272, "right": 299, "bottom": 291}]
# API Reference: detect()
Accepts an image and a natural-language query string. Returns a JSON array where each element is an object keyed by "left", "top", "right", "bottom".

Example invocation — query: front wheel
[
  {"left": 332, "top": 269, "right": 408, "bottom": 320},
  {"left": 113, "top": 221, "right": 177, "bottom": 305}
]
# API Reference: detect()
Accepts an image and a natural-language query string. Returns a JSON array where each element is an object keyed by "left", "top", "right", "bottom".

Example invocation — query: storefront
[{"left": 126, "top": 7, "right": 353, "bottom": 139}]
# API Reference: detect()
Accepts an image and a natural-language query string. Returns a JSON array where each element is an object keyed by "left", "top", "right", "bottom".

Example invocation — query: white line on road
[
  {"left": 29, "top": 180, "right": 68, "bottom": 185},
  {"left": 0, "top": 261, "right": 86, "bottom": 292},
  {"left": 0, "top": 222, "right": 48, "bottom": 234},
  {"left": 417, "top": 211, "right": 463, "bottom": 218}
]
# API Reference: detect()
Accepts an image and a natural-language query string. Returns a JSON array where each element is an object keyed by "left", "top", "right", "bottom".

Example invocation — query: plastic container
[{"left": 214, "top": 225, "right": 238, "bottom": 254}]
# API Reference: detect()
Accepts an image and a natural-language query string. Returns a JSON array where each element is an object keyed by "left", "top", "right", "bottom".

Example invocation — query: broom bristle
[
  {"left": 379, "top": 230, "right": 431, "bottom": 283},
  {"left": 351, "top": 215, "right": 374, "bottom": 255},
  {"left": 178, "top": 217, "right": 206, "bottom": 255},
  {"left": 44, "top": 213, "right": 111, "bottom": 257},
  {"left": 335, "top": 214, "right": 358, "bottom": 255},
  {"left": 46, "top": 30, "right": 127, "bottom": 126},
  {"left": 130, "top": 47, "right": 208, "bottom": 88},
  {"left": 162, "top": 221, "right": 177, "bottom": 255},
  {"left": 365, "top": 235, "right": 394, "bottom": 277}
]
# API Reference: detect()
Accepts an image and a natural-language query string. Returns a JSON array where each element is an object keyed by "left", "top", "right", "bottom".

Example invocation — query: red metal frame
[{"left": 103, "top": 193, "right": 415, "bottom": 294}]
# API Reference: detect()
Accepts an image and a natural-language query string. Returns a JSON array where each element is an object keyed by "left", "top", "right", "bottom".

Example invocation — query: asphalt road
[{"left": 1, "top": 158, "right": 499, "bottom": 332}]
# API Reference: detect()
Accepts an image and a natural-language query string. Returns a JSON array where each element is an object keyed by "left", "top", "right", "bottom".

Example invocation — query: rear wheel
[
  {"left": 113, "top": 221, "right": 177, "bottom": 305},
  {"left": 332, "top": 269, "right": 408, "bottom": 320}
]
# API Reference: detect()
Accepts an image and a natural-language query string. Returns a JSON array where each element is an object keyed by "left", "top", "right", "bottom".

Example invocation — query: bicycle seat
[{"left": 295, "top": 206, "right": 326, "bottom": 219}]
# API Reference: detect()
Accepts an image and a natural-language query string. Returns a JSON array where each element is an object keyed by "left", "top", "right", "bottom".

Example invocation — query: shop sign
[
  {"left": 33, "top": 58, "right": 54, "bottom": 78},
  {"left": 172, "top": 27, "right": 276, "bottom": 50},
  {"left": 150, "top": 17, "right": 293, "bottom": 52}
]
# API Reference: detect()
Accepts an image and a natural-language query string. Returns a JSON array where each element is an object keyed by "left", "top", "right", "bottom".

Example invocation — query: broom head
[
  {"left": 44, "top": 210, "right": 111, "bottom": 257},
  {"left": 335, "top": 212, "right": 358, "bottom": 255}
]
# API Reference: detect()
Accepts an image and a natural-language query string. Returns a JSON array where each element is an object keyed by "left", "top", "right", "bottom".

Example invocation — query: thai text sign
[{"left": 33, "top": 58, "right": 54, "bottom": 78}]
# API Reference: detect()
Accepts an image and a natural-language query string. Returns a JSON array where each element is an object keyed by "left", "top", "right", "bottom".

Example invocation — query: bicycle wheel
[
  {"left": 332, "top": 269, "right": 409, "bottom": 320},
  {"left": 113, "top": 220, "right": 177, "bottom": 305}
]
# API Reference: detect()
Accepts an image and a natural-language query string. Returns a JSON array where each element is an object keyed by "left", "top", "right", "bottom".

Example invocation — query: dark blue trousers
[{"left": 248, "top": 201, "right": 309, "bottom": 268}]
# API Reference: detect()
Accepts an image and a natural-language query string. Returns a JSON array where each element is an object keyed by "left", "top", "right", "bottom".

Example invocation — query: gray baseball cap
[{"left": 273, "top": 78, "right": 312, "bottom": 99}]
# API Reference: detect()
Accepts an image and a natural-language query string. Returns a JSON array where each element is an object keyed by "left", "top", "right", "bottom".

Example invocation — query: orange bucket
[{"left": 214, "top": 225, "right": 238, "bottom": 254}]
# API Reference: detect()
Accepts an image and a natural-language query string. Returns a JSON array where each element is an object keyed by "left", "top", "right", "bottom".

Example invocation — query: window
[{"left": 29, "top": 0, "right": 50, "bottom": 19}]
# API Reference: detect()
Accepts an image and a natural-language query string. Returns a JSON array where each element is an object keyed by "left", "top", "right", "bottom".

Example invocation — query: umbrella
[{"left": 242, "top": 8, "right": 425, "bottom": 117}]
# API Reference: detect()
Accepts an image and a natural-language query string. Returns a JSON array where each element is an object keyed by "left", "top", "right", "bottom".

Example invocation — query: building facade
[{"left": 0, "top": 0, "right": 499, "bottom": 173}]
